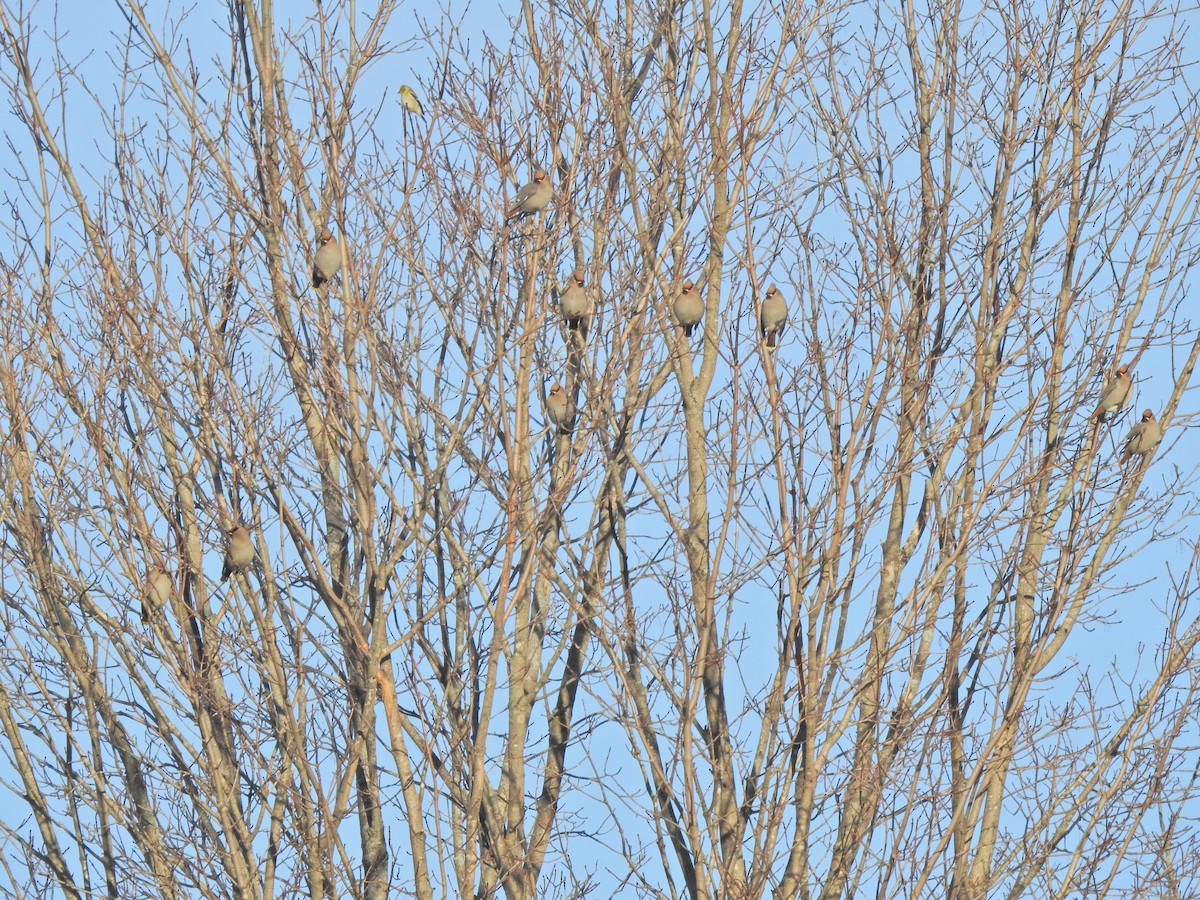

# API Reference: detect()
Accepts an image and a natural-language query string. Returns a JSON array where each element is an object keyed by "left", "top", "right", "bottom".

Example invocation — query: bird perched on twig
[
  {"left": 398, "top": 84, "right": 424, "bottom": 116},
  {"left": 221, "top": 526, "right": 255, "bottom": 582},
  {"left": 507, "top": 168, "right": 553, "bottom": 220},
  {"left": 1120, "top": 409, "right": 1163, "bottom": 463},
  {"left": 545, "top": 383, "right": 575, "bottom": 433},
  {"left": 759, "top": 284, "right": 788, "bottom": 350},
  {"left": 1094, "top": 364, "right": 1132, "bottom": 423},
  {"left": 312, "top": 229, "right": 343, "bottom": 289},
  {"left": 672, "top": 280, "right": 702, "bottom": 338},
  {"left": 141, "top": 564, "right": 172, "bottom": 624},
  {"left": 559, "top": 267, "right": 592, "bottom": 340}
]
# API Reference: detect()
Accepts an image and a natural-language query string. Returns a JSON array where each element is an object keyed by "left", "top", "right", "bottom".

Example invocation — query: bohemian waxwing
[
  {"left": 312, "top": 229, "right": 343, "bottom": 289},
  {"left": 1121, "top": 409, "right": 1163, "bottom": 463},
  {"left": 1094, "top": 364, "right": 1132, "bottom": 423},
  {"left": 221, "top": 526, "right": 255, "bottom": 582},
  {"left": 672, "top": 280, "right": 702, "bottom": 337},
  {"left": 545, "top": 383, "right": 575, "bottom": 433},
  {"left": 559, "top": 267, "right": 593, "bottom": 339},
  {"left": 507, "top": 168, "right": 553, "bottom": 219},
  {"left": 141, "top": 564, "right": 172, "bottom": 624},
  {"left": 398, "top": 84, "right": 424, "bottom": 116},
  {"left": 759, "top": 284, "right": 787, "bottom": 349}
]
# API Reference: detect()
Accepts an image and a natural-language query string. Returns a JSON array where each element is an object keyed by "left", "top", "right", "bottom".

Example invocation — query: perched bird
[
  {"left": 759, "top": 284, "right": 788, "bottom": 349},
  {"left": 312, "top": 229, "right": 343, "bottom": 289},
  {"left": 507, "top": 168, "right": 553, "bottom": 220},
  {"left": 672, "top": 280, "right": 702, "bottom": 338},
  {"left": 221, "top": 526, "right": 255, "bottom": 582},
  {"left": 1120, "top": 409, "right": 1163, "bottom": 463},
  {"left": 559, "top": 267, "right": 593, "bottom": 339},
  {"left": 545, "top": 383, "right": 575, "bottom": 433},
  {"left": 1094, "top": 364, "right": 1132, "bottom": 423},
  {"left": 398, "top": 84, "right": 424, "bottom": 116},
  {"left": 141, "top": 564, "right": 172, "bottom": 624}
]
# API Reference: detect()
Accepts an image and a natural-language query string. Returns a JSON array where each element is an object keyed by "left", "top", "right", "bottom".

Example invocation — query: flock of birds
[
  {"left": 310, "top": 84, "right": 793, "bottom": 437},
  {"left": 135, "top": 86, "right": 1164, "bottom": 624}
]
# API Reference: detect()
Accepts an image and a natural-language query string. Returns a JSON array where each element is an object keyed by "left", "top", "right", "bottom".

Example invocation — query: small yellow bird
[
  {"left": 141, "top": 564, "right": 172, "bottom": 624},
  {"left": 221, "top": 526, "right": 255, "bottom": 582},
  {"left": 312, "top": 229, "right": 343, "bottom": 289},
  {"left": 399, "top": 84, "right": 424, "bottom": 116}
]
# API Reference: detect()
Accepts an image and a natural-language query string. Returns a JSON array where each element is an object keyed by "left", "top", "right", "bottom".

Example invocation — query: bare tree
[{"left": 0, "top": 0, "right": 1199, "bottom": 898}]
